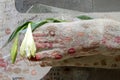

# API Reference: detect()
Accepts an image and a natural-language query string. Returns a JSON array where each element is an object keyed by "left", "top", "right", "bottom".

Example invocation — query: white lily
[{"left": 20, "top": 23, "right": 36, "bottom": 58}]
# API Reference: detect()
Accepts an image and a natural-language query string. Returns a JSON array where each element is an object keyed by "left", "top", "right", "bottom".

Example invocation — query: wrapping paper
[{"left": 28, "top": 18, "right": 120, "bottom": 68}]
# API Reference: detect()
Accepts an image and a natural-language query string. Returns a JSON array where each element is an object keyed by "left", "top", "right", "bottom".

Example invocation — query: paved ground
[{"left": 16, "top": 0, "right": 120, "bottom": 13}]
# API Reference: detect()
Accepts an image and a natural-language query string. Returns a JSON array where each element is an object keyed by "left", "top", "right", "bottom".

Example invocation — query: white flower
[{"left": 20, "top": 23, "right": 36, "bottom": 58}]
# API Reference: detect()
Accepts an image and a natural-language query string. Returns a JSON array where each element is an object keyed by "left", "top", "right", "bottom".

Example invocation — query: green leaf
[
  {"left": 8, "top": 21, "right": 32, "bottom": 43},
  {"left": 31, "top": 20, "right": 48, "bottom": 32},
  {"left": 77, "top": 15, "right": 93, "bottom": 20},
  {"left": 32, "top": 18, "right": 66, "bottom": 31},
  {"left": 2, "top": 21, "right": 31, "bottom": 48},
  {"left": 10, "top": 34, "right": 19, "bottom": 64},
  {"left": 46, "top": 18, "right": 66, "bottom": 22}
]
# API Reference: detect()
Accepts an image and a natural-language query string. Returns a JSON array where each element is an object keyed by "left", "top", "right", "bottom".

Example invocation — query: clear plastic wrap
[
  {"left": 1, "top": 0, "right": 120, "bottom": 80},
  {"left": 1, "top": 16, "right": 120, "bottom": 80}
]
